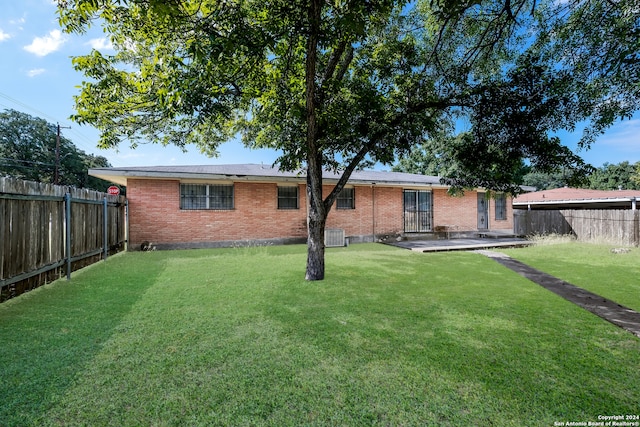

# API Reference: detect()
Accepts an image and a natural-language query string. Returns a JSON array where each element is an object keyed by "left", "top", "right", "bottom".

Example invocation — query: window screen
[
  {"left": 180, "top": 184, "right": 234, "bottom": 210},
  {"left": 495, "top": 193, "right": 507, "bottom": 220},
  {"left": 278, "top": 186, "right": 299, "bottom": 209},
  {"left": 337, "top": 187, "right": 355, "bottom": 209}
]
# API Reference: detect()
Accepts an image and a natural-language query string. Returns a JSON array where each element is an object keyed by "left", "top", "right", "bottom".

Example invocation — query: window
[
  {"left": 278, "top": 186, "right": 299, "bottom": 209},
  {"left": 337, "top": 187, "right": 355, "bottom": 209},
  {"left": 180, "top": 184, "right": 234, "bottom": 210},
  {"left": 495, "top": 193, "right": 507, "bottom": 220}
]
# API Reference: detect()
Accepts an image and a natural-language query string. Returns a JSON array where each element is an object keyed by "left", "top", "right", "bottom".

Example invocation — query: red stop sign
[{"left": 107, "top": 185, "right": 120, "bottom": 195}]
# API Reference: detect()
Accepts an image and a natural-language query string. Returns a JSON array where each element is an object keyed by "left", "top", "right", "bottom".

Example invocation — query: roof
[
  {"left": 513, "top": 187, "right": 640, "bottom": 209},
  {"left": 89, "top": 163, "right": 446, "bottom": 188}
]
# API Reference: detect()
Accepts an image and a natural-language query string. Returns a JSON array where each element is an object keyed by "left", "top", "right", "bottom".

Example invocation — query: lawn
[
  {"left": 501, "top": 241, "right": 640, "bottom": 312},
  {"left": 1, "top": 243, "right": 639, "bottom": 426}
]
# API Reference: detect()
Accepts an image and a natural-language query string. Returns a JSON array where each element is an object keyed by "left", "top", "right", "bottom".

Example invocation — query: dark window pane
[
  {"left": 180, "top": 184, "right": 207, "bottom": 210},
  {"left": 180, "top": 184, "right": 233, "bottom": 210},
  {"left": 495, "top": 193, "right": 507, "bottom": 220},
  {"left": 337, "top": 187, "right": 355, "bottom": 209},
  {"left": 210, "top": 184, "right": 234, "bottom": 209},
  {"left": 278, "top": 186, "right": 298, "bottom": 209}
]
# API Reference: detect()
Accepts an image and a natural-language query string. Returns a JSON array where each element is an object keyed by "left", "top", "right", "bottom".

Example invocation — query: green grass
[
  {"left": 501, "top": 241, "right": 640, "bottom": 312},
  {"left": 1, "top": 243, "right": 639, "bottom": 426}
]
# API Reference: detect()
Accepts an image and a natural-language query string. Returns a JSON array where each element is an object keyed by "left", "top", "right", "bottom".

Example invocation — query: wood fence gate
[{"left": 0, "top": 177, "right": 127, "bottom": 302}]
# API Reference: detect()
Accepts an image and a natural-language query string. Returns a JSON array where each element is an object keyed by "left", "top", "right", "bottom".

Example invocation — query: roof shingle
[
  {"left": 514, "top": 187, "right": 640, "bottom": 203},
  {"left": 89, "top": 163, "right": 445, "bottom": 187}
]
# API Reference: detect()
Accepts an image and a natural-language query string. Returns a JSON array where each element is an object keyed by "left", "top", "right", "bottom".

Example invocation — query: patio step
[{"left": 476, "top": 231, "right": 518, "bottom": 239}]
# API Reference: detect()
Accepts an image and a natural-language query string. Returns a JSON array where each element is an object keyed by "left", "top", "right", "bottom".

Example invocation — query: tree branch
[
  {"left": 323, "top": 142, "right": 370, "bottom": 211},
  {"left": 334, "top": 44, "right": 354, "bottom": 83},
  {"left": 320, "top": 39, "right": 348, "bottom": 88}
]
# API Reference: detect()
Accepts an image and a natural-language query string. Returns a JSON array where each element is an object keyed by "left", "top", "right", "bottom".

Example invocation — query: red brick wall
[
  {"left": 127, "top": 179, "right": 513, "bottom": 247},
  {"left": 326, "top": 185, "right": 403, "bottom": 238},
  {"left": 432, "top": 188, "right": 513, "bottom": 231},
  {"left": 128, "top": 179, "right": 309, "bottom": 247}
]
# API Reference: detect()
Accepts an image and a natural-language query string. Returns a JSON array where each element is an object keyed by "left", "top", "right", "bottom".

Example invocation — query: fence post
[
  {"left": 65, "top": 193, "right": 72, "bottom": 280},
  {"left": 635, "top": 210, "right": 639, "bottom": 247},
  {"left": 103, "top": 197, "right": 108, "bottom": 260}
]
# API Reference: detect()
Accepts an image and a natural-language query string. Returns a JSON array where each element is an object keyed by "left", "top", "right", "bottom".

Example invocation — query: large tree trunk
[
  {"left": 306, "top": 171, "right": 326, "bottom": 280},
  {"left": 304, "top": 0, "right": 326, "bottom": 281}
]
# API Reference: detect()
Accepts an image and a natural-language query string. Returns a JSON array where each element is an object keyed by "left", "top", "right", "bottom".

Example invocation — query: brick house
[{"left": 89, "top": 164, "right": 515, "bottom": 249}]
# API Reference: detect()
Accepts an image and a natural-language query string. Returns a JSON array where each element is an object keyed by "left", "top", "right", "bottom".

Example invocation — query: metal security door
[
  {"left": 404, "top": 190, "right": 432, "bottom": 232},
  {"left": 477, "top": 192, "right": 489, "bottom": 230}
]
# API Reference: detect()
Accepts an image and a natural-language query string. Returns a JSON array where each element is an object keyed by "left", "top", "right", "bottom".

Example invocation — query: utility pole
[{"left": 55, "top": 123, "right": 71, "bottom": 185}]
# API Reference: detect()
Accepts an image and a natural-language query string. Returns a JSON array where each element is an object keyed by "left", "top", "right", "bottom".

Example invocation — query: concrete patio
[{"left": 389, "top": 234, "right": 533, "bottom": 252}]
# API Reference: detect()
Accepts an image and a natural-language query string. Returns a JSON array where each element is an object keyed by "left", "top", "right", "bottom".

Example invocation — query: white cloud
[
  {"left": 9, "top": 17, "right": 26, "bottom": 26},
  {"left": 0, "top": 29, "right": 11, "bottom": 42},
  {"left": 86, "top": 37, "right": 113, "bottom": 51},
  {"left": 27, "top": 68, "right": 46, "bottom": 77},
  {"left": 599, "top": 119, "right": 640, "bottom": 152},
  {"left": 7, "top": 16, "right": 25, "bottom": 32},
  {"left": 24, "top": 29, "right": 66, "bottom": 56}
]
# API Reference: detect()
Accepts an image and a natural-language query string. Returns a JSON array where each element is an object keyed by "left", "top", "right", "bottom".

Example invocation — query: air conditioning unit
[{"left": 325, "top": 228, "right": 345, "bottom": 247}]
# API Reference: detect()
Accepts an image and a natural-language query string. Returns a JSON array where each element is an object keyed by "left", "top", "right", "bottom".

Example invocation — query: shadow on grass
[
  {"left": 262, "top": 250, "right": 640, "bottom": 424},
  {"left": 0, "top": 252, "right": 166, "bottom": 427}
]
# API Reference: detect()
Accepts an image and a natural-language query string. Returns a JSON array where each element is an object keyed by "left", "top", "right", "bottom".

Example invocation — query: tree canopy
[
  {"left": 588, "top": 161, "right": 640, "bottom": 190},
  {"left": 396, "top": 151, "right": 640, "bottom": 192},
  {"left": 57, "top": 0, "right": 640, "bottom": 279},
  {"left": 0, "top": 109, "right": 112, "bottom": 191}
]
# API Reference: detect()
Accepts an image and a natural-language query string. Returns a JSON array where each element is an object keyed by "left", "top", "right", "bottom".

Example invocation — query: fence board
[
  {"left": 0, "top": 177, "right": 126, "bottom": 302},
  {"left": 514, "top": 209, "right": 639, "bottom": 246}
]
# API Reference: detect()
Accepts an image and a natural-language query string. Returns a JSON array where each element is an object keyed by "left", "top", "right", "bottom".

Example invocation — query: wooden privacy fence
[
  {"left": 514, "top": 209, "right": 640, "bottom": 246},
  {"left": 0, "top": 177, "right": 127, "bottom": 302}
]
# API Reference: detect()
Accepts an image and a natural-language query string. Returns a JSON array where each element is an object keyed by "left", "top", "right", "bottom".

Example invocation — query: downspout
[
  {"left": 125, "top": 198, "right": 129, "bottom": 251},
  {"left": 633, "top": 198, "right": 639, "bottom": 247},
  {"left": 371, "top": 184, "right": 376, "bottom": 243}
]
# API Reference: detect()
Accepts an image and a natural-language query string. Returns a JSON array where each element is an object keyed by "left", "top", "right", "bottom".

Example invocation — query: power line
[
  {"left": 0, "top": 91, "right": 99, "bottom": 150},
  {"left": 0, "top": 157, "right": 55, "bottom": 167},
  {"left": 0, "top": 91, "right": 136, "bottom": 167},
  {"left": 0, "top": 92, "right": 98, "bottom": 153},
  {"left": 0, "top": 92, "right": 61, "bottom": 125}
]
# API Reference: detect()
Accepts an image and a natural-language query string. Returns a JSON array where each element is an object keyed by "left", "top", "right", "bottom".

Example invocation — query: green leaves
[
  {"left": 57, "top": 0, "right": 640, "bottom": 194},
  {"left": 56, "top": 0, "right": 640, "bottom": 280},
  {"left": 60, "top": 0, "right": 274, "bottom": 151}
]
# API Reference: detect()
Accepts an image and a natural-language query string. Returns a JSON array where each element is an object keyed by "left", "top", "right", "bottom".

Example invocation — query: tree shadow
[{"left": 0, "top": 252, "right": 166, "bottom": 427}]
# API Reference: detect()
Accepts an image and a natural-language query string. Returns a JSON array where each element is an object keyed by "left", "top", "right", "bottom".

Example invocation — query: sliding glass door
[{"left": 403, "top": 190, "right": 433, "bottom": 232}]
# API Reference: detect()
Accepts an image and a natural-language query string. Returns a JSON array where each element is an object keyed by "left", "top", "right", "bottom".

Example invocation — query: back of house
[{"left": 89, "top": 164, "right": 514, "bottom": 250}]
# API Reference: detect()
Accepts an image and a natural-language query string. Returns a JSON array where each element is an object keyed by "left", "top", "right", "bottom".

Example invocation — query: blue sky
[{"left": 1, "top": 0, "right": 639, "bottom": 170}]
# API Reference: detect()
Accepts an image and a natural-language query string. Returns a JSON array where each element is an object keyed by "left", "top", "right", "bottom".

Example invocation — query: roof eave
[
  {"left": 514, "top": 197, "right": 638, "bottom": 205},
  {"left": 88, "top": 168, "right": 446, "bottom": 188}
]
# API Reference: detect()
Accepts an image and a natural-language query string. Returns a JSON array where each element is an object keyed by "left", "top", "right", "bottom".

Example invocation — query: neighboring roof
[
  {"left": 89, "top": 163, "right": 446, "bottom": 188},
  {"left": 513, "top": 187, "right": 640, "bottom": 209}
]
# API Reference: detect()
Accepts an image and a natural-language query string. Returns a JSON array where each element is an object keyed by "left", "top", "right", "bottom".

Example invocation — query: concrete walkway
[{"left": 478, "top": 250, "right": 640, "bottom": 338}]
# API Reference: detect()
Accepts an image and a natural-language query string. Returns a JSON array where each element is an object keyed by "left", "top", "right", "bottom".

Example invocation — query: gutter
[{"left": 513, "top": 197, "right": 639, "bottom": 210}]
